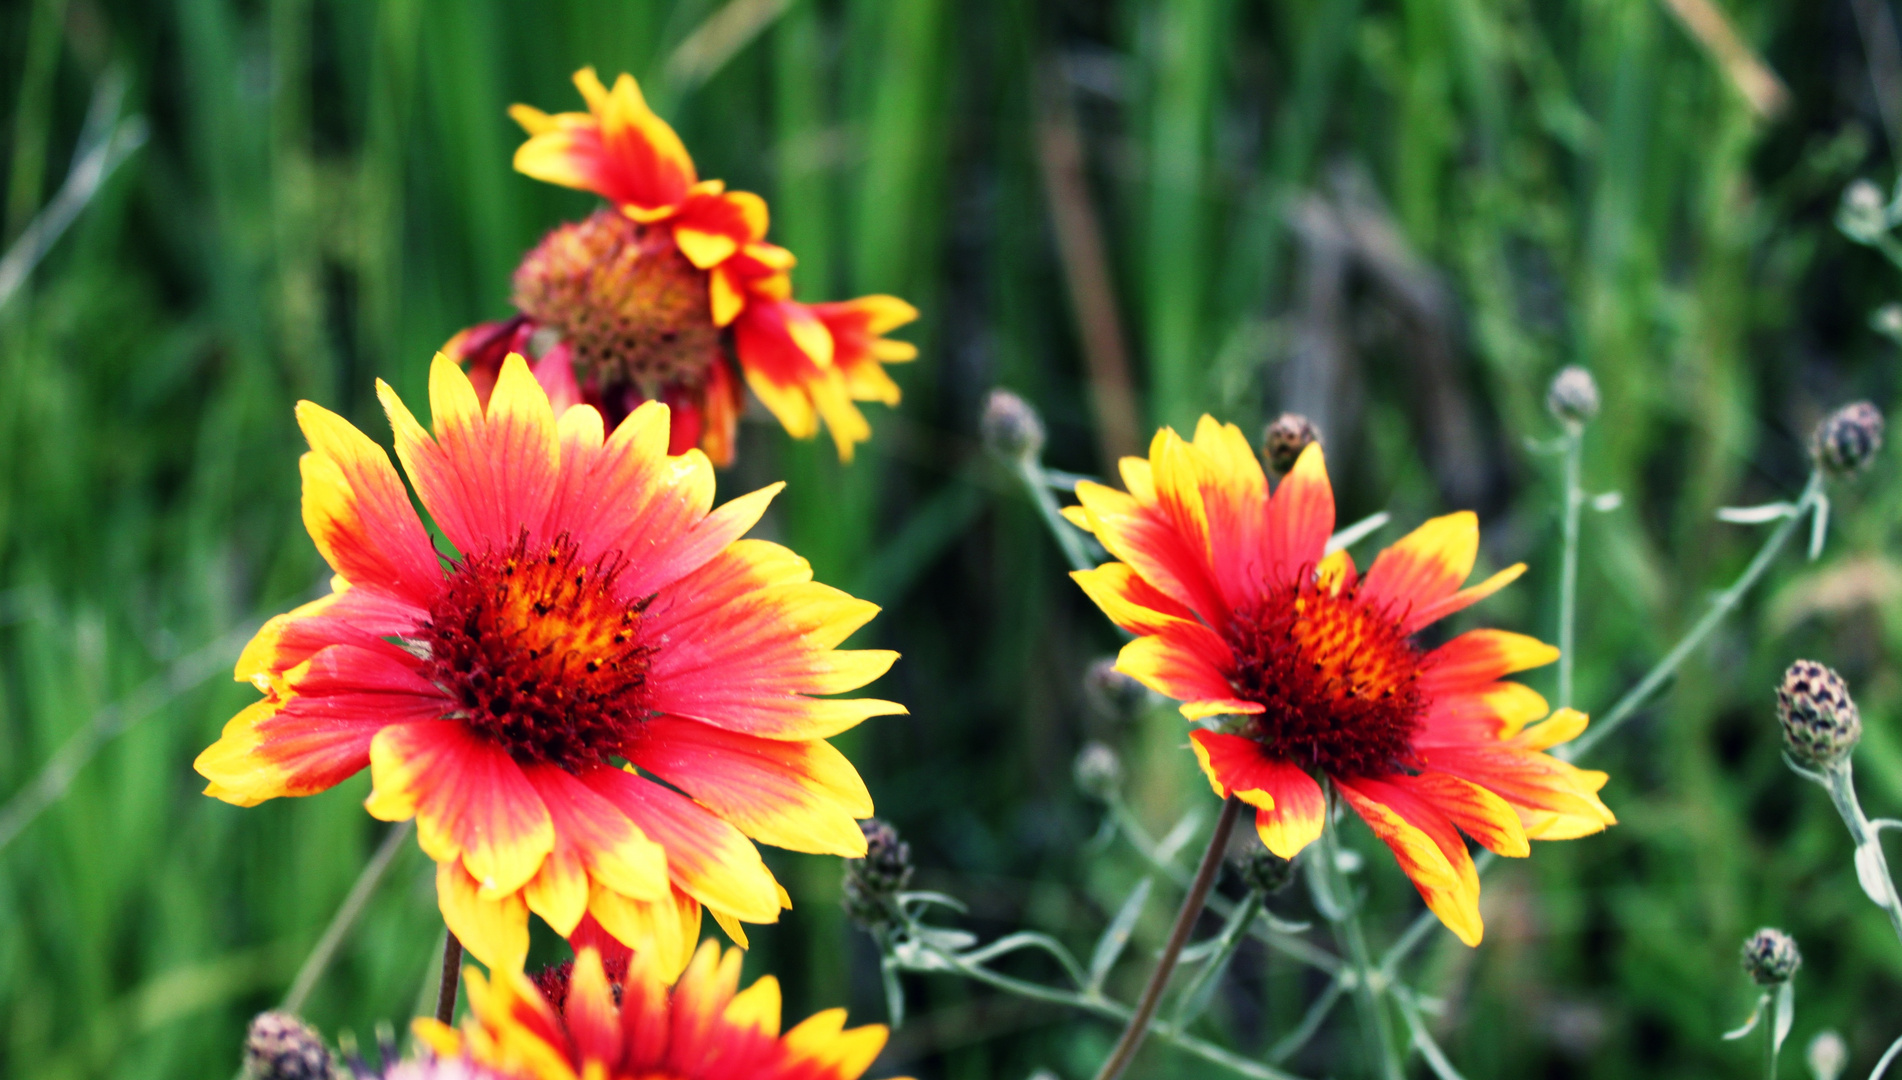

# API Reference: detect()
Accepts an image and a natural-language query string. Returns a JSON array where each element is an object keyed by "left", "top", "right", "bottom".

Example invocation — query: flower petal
[
  {"left": 1070, "top": 562, "right": 1201, "bottom": 637},
  {"left": 1263, "top": 442, "right": 1335, "bottom": 590},
  {"left": 365, "top": 721, "right": 555, "bottom": 896},
  {"left": 588, "top": 881, "right": 702, "bottom": 984},
  {"left": 436, "top": 859, "right": 530, "bottom": 971},
  {"left": 1337, "top": 775, "right": 1482, "bottom": 946},
  {"left": 1419, "top": 629, "right": 1559, "bottom": 696},
  {"left": 1359, "top": 512, "right": 1479, "bottom": 619},
  {"left": 582, "top": 767, "right": 782, "bottom": 922},
  {"left": 1393, "top": 771, "right": 1530, "bottom": 858},
  {"left": 1115, "top": 623, "right": 1260, "bottom": 718},
  {"left": 294, "top": 401, "right": 443, "bottom": 605},
  {"left": 783, "top": 1009, "right": 890, "bottom": 1080},
  {"left": 1187, "top": 731, "right": 1326, "bottom": 858}
]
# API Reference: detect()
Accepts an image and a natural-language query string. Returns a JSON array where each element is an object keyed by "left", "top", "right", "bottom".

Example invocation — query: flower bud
[
  {"left": 1262, "top": 414, "right": 1321, "bottom": 476},
  {"left": 1546, "top": 366, "right": 1601, "bottom": 427},
  {"left": 1807, "top": 1031, "right": 1848, "bottom": 1080},
  {"left": 1232, "top": 846, "right": 1297, "bottom": 896},
  {"left": 1083, "top": 657, "right": 1147, "bottom": 721},
  {"left": 1777, "top": 660, "right": 1862, "bottom": 769},
  {"left": 981, "top": 389, "right": 1046, "bottom": 462},
  {"left": 843, "top": 818, "right": 913, "bottom": 929},
  {"left": 1873, "top": 304, "right": 1902, "bottom": 343},
  {"left": 245, "top": 1012, "right": 335, "bottom": 1080},
  {"left": 1073, "top": 741, "right": 1124, "bottom": 802},
  {"left": 1741, "top": 927, "right": 1802, "bottom": 985},
  {"left": 1811, "top": 401, "right": 1884, "bottom": 478},
  {"left": 1840, "top": 179, "right": 1890, "bottom": 242}
]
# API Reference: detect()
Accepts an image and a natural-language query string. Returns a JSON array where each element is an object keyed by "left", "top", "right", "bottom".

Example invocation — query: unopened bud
[
  {"left": 245, "top": 1013, "right": 334, "bottom": 1080},
  {"left": 1777, "top": 660, "right": 1861, "bottom": 769},
  {"left": 1232, "top": 846, "right": 1297, "bottom": 896},
  {"left": 1546, "top": 366, "right": 1601, "bottom": 427},
  {"left": 1840, "top": 179, "right": 1890, "bottom": 242},
  {"left": 1073, "top": 741, "right": 1123, "bottom": 802},
  {"left": 1807, "top": 1031, "right": 1848, "bottom": 1080},
  {"left": 843, "top": 818, "right": 913, "bottom": 929},
  {"left": 1874, "top": 304, "right": 1902, "bottom": 343},
  {"left": 981, "top": 389, "right": 1045, "bottom": 462},
  {"left": 1741, "top": 927, "right": 1802, "bottom": 985},
  {"left": 1262, "top": 414, "right": 1321, "bottom": 475},
  {"left": 1084, "top": 657, "right": 1147, "bottom": 720},
  {"left": 1812, "top": 401, "right": 1884, "bottom": 478}
]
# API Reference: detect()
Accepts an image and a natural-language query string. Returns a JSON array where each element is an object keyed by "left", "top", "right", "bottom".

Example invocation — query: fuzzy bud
[
  {"left": 981, "top": 389, "right": 1046, "bottom": 462},
  {"left": 1741, "top": 927, "right": 1802, "bottom": 985},
  {"left": 1083, "top": 658, "right": 1147, "bottom": 720},
  {"left": 843, "top": 818, "right": 913, "bottom": 929},
  {"left": 1233, "top": 847, "right": 1297, "bottom": 896},
  {"left": 1073, "top": 741, "right": 1124, "bottom": 802},
  {"left": 1546, "top": 366, "right": 1601, "bottom": 427},
  {"left": 245, "top": 1013, "right": 334, "bottom": 1080},
  {"left": 1807, "top": 1031, "right": 1848, "bottom": 1080},
  {"left": 1262, "top": 413, "right": 1321, "bottom": 475},
  {"left": 1777, "top": 660, "right": 1862, "bottom": 769},
  {"left": 1840, "top": 179, "right": 1890, "bottom": 243},
  {"left": 1811, "top": 401, "right": 1884, "bottom": 478}
]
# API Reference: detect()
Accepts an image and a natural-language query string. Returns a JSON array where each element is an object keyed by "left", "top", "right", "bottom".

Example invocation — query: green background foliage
[{"left": 2, "top": 0, "right": 1901, "bottom": 1076}]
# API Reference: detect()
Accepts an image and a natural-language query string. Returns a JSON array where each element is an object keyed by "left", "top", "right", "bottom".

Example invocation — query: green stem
[
  {"left": 1018, "top": 457, "right": 1098, "bottom": 573},
  {"left": 1319, "top": 796, "right": 1403, "bottom": 1080},
  {"left": 1557, "top": 427, "right": 1584, "bottom": 710},
  {"left": 1821, "top": 762, "right": 1902, "bottom": 951},
  {"left": 1765, "top": 1005, "right": 1778, "bottom": 1080},
  {"left": 280, "top": 821, "right": 413, "bottom": 1014}
]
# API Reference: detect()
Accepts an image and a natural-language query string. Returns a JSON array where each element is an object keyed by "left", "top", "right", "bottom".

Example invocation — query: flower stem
[
  {"left": 1557, "top": 427, "right": 1584, "bottom": 710},
  {"left": 1091, "top": 795, "right": 1244, "bottom": 1080},
  {"left": 436, "top": 931, "right": 463, "bottom": 1025},
  {"left": 280, "top": 820, "right": 413, "bottom": 1014},
  {"left": 1320, "top": 802, "right": 1404, "bottom": 1080},
  {"left": 1821, "top": 762, "right": 1902, "bottom": 950}
]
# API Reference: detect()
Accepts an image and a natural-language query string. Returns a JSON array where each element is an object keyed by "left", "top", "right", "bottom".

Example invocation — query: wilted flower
[
  {"left": 1741, "top": 927, "right": 1802, "bottom": 985},
  {"left": 1262, "top": 413, "right": 1321, "bottom": 476},
  {"left": 981, "top": 389, "right": 1045, "bottom": 462},
  {"left": 1073, "top": 741, "right": 1124, "bottom": 802},
  {"left": 843, "top": 818, "right": 913, "bottom": 929},
  {"left": 1546, "top": 367, "right": 1601, "bottom": 428},
  {"left": 245, "top": 1012, "right": 334, "bottom": 1080},
  {"left": 1777, "top": 660, "right": 1861, "bottom": 770},
  {"left": 1811, "top": 401, "right": 1884, "bottom": 478}
]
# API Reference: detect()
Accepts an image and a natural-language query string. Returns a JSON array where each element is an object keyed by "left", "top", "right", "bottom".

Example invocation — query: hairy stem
[
  {"left": 436, "top": 932, "right": 463, "bottom": 1025},
  {"left": 1092, "top": 795, "right": 1244, "bottom": 1080},
  {"left": 1821, "top": 762, "right": 1902, "bottom": 950}
]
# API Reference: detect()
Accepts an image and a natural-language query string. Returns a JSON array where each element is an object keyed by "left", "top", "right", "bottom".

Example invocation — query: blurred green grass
[{"left": 4, "top": 1, "right": 1902, "bottom": 1077}]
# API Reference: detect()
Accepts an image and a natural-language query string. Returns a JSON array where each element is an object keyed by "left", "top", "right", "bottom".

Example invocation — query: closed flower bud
[
  {"left": 1233, "top": 846, "right": 1297, "bottom": 896},
  {"left": 1807, "top": 1031, "right": 1849, "bottom": 1080},
  {"left": 1840, "top": 179, "right": 1890, "bottom": 242},
  {"left": 1741, "top": 927, "right": 1802, "bottom": 985},
  {"left": 245, "top": 1012, "right": 334, "bottom": 1080},
  {"left": 1777, "top": 660, "right": 1862, "bottom": 769},
  {"left": 1812, "top": 402, "right": 1885, "bottom": 478},
  {"left": 843, "top": 818, "right": 913, "bottom": 929},
  {"left": 981, "top": 389, "right": 1046, "bottom": 462},
  {"left": 1262, "top": 414, "right": 1321, "bottom": 476},
  {"left": 1073, "top": 741, "right": 1124, "bottom": 802},
  {"left": 1084, "top": 657, "right": 1147, "bottom": 721},
  {"left": 1874, "top": 304, "right": 1902, "bottom": 343},
  {"left": 1546, "top": 366, "right": 1601, "bottom": 427}
]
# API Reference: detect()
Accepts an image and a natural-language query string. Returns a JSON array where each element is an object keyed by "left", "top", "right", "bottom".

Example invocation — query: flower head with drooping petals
[
  {"left": 195, "top": 354, "right": 905, "bottom": 973},
  {"left": 1064, "top": 418, "right": 1615, "bottom": 944},
  {"left": 447, "top": 68, "right": 916, "bottom": 465},
  {"left": 413, "top": 941, "right": 908, "bottom": 1080}
]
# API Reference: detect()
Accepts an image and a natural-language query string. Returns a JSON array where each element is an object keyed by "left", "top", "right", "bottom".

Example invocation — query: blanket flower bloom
[
  {"left": 446, "top": 68, "right": 917, "bottom": 465},
  {"left": 413, "top": 941, "right": 905, "bottom": 1080},
  {"left": 1064, "top": 419, "right": 1615, "bottom": 944},
  {"left": 194, "top": 354, "right": 904, "bottom": 973}
]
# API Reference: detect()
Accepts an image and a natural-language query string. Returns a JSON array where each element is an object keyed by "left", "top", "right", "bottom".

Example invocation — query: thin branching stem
[
  {"left": 1017, "top": 457, "right": 1098, "bottom": 573},
  {"left": 1820, "top": 762, "right": 1902, "bottom": 951},
  {"left": 1092, "top": 796, "right": 1245, "bottom": 1080},
  {"left": 1319, "top": 796, "right": 1404, "bottom": 1080},
  {"left": 1557, "top": 425, "right": 1584, "bottom": 710},
  {"left": 280, "top": 821, "right": 414, "bottom": 1014}
]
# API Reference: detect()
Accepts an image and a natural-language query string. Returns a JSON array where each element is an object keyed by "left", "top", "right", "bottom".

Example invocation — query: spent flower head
[
  {"left": 981, "top": 389, "right": 1046, "bottom": 462},
  {"left": 1073, "top": 740, "right": 1124, "bottom": 802},
  {"left": 843, "top": 818, "right": 913, "bottom": 930},
  {"left": 245, "top": 1012, "right": 335, "bottom": 1080},
  {"left": 1777, "top": 660, "right": 1861, "bottom": 770},
  {"left": 1741, "top": 927, "right": 1802, "bottom": 985},
  {"left": 1262, "top": 413, "right": 1321, "bottom": 476},
  {"left": 1812, "top": 401, "right": 1885, "bottom": 479},
  {"left": 1546, "top": 366, "right": 1601, "bottom": 428}
]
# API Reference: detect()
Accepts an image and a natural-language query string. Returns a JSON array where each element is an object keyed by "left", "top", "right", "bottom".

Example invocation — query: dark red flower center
[
  {"left": 421, "top": 533, "right": 655, "bottom": 770},
  {"left": 1223, "top": 579, "right": 1425, "bottom": 777}
]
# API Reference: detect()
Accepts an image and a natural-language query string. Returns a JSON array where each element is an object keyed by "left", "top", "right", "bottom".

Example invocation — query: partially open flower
[
  {"left": 449, "top": 69, "right": 917, "bottom": 465},
  {"left": 1776, "top": 660, "right": 1861, "bottom": 770},
  {"left": 1811, "top": 401, "right": 1884, "bottom": 479},
  {"left": 1741, "top": 927, "right": 1802, "bottom": 985}
]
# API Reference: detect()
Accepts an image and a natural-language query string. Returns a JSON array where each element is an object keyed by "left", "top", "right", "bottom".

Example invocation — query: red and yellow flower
[
  {"left": 1065, "top": 419, "right": 1615, "bottom": 944},
  {"left": 447, "top": 67, "right": 916, "bottom": 465},
  {"left": 195, "top": 354, "right": 904, "bottom": 973},
  {"left": 414, "top": 941, "right": 905, "bottom": 1080}
]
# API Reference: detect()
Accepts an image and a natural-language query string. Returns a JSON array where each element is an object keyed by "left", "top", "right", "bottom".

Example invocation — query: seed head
[
  {"left": 1232, "top": 846, "right": 1297, "bottom": 896},
  {"left": 1811, "top": 402, "right": 1885, "bottom": 478},
  {"left": 1546, "top": 366, "right": 1601, "bottom": 427},
  {"left": 1263, "top": 413, "right": 1321, "bottom": 475},
  {"left": 843, "top": 818, "right": 913, "bottom": 929},
  {"left": 1777, "top": 660, "right": 1862, "bottom": 769},
  {"left": 245, "top": 1013, "right": 335, "bottom": 1080},
  {"left": 1073, "top": 741, "right": 1124, "bottom": 802},
  {"left": 1840, "top": 179, "right": 1890, "bottom": 243},
  {"left": 1741, "top": 927, "right": 1802, "bottom": 985},
  {"left": 981, "top": 389, "right": 1046, "bottom": 462}
]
